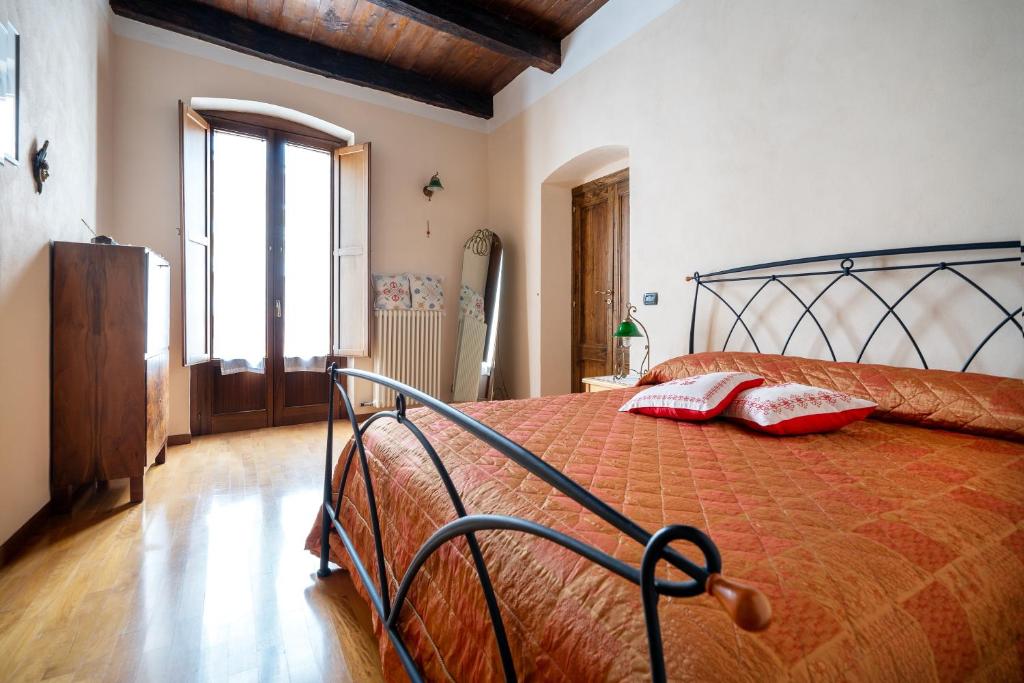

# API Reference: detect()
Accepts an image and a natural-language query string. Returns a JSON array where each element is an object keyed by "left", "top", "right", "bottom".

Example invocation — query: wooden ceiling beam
[
  {"left": 109, "top": 0, "right": 493, "bottom": 118},
  {"left": 364, "top": 0, "right": 561, "bottom": 73}
]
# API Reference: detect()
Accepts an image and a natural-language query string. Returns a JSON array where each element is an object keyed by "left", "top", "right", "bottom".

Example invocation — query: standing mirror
[{"left": 453, "top": 229, "right": 503, "bottom": 402}]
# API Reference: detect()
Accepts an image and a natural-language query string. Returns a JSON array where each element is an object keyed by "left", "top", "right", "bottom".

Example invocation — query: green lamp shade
[
  {"left": 426, "top": 173, "right": 444, "bottom": 191},
  {"left": 614, "top": 319, "right": 642, "bottom": 338}
]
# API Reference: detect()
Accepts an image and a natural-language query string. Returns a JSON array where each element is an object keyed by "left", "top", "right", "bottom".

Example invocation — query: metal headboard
[{"left": 686, "top": 241, "right": 1022, "bottom": 372}]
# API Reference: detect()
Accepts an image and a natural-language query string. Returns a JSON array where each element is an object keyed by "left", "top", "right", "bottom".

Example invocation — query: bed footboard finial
[{"left": 706, "top": 573, "right": 772, "bottom": 632}]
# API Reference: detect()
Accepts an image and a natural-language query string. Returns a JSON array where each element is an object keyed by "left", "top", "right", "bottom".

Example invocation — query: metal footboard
[{"left": 316, "top": 364, "right": 771, "bottom": 682}]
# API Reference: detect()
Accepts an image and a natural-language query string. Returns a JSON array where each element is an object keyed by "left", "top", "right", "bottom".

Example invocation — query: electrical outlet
[{"left": 643, "top": 292, "right": 658, "bottom": 305}]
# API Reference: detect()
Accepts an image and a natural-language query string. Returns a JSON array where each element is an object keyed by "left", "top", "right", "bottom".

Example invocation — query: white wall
[
  {"left": 110, "top": 34, "right": 490, "bottom": 436},
  {"left": 488, "top": 0, "right": 1024, "bottom": 398},
  {"left": 0, "top": 0, "right": 112, "bottom": 544}
]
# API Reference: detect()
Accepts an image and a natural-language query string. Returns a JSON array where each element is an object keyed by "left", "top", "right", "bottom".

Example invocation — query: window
[
  {"left": 282, "top": 143, "right": 331, "bottom": 367},
  {"left": 179, "top": 102, "right": 371, "bottom": 430},
  {"left": 211, "top": 130, "right": 267, "bottom": 372}
]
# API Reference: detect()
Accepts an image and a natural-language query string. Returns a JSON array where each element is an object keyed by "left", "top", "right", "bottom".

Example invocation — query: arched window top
[{"left": 190, "top": 97, "right": 355, "bottom": 145}]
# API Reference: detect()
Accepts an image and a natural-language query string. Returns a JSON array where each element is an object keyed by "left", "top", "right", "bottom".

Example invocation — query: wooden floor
[{"left": 0, "top": 423, "right": 384, "bottom": 683}]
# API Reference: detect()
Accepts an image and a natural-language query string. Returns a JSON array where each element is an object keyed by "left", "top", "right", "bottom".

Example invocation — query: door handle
[
  {"left": 275, "top": 300, "right": 282, "bottom": 318},
  {"left": 594, "top": 289, "right": 613, "bottom": 295}
]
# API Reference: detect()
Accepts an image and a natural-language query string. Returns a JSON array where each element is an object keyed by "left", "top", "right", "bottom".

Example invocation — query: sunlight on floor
[{"left": 0, "top": 422, "right": 383, "bottom": 683}]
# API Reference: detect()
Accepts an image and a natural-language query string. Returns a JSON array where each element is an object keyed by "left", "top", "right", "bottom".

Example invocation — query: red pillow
[
  {"left": 724, "top": 382, "right": 876, "bottom": 435},
  {"left": 618, "top": 372, "right": 765, "bottom": 421}
]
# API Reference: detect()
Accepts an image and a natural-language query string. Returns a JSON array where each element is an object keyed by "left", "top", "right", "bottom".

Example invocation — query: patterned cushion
[
  {"left": 618, "top": 372, "right": 763, "bottom": 421},
  {"left": 642, "top": 352, "right": 1024, "bottom": 442},
  {"left": 724, "top": 382, "right": 876, "bottom": 434},
  {"left": 408, "top": 273, "right": 444, "bottom": 311},
  {"left": 459, "top": 284, "right": 486, "bottom": 322},
  {"left": 373, "top": 273, "right": 411, "bottom": 310}
]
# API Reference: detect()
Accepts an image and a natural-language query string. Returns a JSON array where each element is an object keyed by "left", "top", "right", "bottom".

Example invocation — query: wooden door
[
  {"left": 272, "top": 142, "right": 370, "bottom": 426},
  {"left": 571, "top": 169, "right": 629, "bottom": 392},
  {"left": 271, "top": 136, "right": 340, "bottom": 425},
  {"left": 188, "top": 115, "right": 370, "bottom": 435}
]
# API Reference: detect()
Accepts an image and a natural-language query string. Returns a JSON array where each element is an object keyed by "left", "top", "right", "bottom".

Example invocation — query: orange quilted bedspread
[{"left": 307, "top": 354, "right": 1024, "bottom": 681}]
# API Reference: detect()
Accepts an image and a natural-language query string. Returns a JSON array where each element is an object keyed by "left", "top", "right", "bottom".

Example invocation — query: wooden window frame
[{"left": 190, "top": 111, "right": 353, "bottom": 433}]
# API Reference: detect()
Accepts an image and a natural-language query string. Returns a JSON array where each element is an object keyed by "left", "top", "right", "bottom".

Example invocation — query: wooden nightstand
[{"left": 581, "top": 375, "right": 640, "bottom": 392}]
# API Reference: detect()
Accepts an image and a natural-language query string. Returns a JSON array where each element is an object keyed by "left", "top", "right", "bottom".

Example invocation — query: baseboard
[
  {"left": 0, "top": 501, "right": 50, "bottom": 568},
  {"left": 168, "top": 433, "right": 192, "bottom": 446}
]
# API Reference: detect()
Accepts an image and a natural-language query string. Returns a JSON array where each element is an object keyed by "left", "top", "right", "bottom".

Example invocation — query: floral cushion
[
  {"left": 373, "top": 273, "right": 411, "bottom": 310},
  {"left": 409, "top": 273, "right": 444, "bottom": 311},
  {"left": 459, "top": 284, "right": 486, "bottom": 322}
]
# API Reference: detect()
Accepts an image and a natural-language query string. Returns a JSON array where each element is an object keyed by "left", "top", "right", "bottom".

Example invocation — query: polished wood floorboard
[{"left": 0, "top": 422, "right": 384, "bottom": 683}]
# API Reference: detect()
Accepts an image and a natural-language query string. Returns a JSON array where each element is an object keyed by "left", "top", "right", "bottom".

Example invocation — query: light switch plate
[{"left": 643, "top": 292, "right": 658, "bottom": 305}]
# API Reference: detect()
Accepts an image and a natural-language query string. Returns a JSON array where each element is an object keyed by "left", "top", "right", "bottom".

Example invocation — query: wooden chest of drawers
[{"left": 51, "top": 242, "right": 170, "bottom": 506}]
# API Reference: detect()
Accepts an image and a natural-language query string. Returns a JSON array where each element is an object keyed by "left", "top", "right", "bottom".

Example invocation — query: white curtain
[
  {"left": 283, "top": 143, "right": 331, "bottom": 372},
  {"left": 212, "top": 131, "right": 267, "bottom": 375}
]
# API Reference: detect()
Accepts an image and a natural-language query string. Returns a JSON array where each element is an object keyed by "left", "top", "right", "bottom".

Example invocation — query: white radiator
[{"left": 373, "top": 309, "right": 444, "bottom": 408}]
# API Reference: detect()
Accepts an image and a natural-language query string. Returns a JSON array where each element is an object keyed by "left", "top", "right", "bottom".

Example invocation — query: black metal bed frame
[
  {"left": 316, "top": 365, "right": 766, "bottom": 682},
  {"left": 686, "top": 241, "right": 1023, "bottom": 371}
]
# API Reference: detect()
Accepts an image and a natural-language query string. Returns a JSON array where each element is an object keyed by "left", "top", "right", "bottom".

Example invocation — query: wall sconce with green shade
[
  {"left": 422, "top": 172, "right": 444, "bottom": 200},
  {"left": 613, "top": 303, "right": 650, "bottom": 379}
]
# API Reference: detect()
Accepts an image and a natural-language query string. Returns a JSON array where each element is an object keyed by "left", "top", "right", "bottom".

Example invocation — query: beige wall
[
  {"left": 110, "top": 35, "right": 490, "bottom": 436},
  {"left": 0, "top": 0, "right": 112, "bottom": 543},
  {"left": 488, "top": 0, "right": 1024, "bottom": 398},
  {"left": 3, "top": 0, "right": 1022, "bottom": 545},
  {"left": 538, "top": 147, "right": 629, "bottom": 395}
]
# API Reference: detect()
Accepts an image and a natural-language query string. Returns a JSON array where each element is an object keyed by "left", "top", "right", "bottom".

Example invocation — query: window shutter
[
  {"left": 333, "top": 143, "right": 371, "bottom": 357},
  {"left": 179, "top": 101, "right": 212, "bottom": 365}
]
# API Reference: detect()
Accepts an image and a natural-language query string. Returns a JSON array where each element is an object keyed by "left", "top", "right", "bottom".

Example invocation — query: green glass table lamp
[{"left": 613, "top": 304, "right": 650, "bottom": 378}]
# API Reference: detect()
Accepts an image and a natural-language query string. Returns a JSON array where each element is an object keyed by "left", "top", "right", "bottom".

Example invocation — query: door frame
[
  {"left": 190, "top": 113, "right": 346, "bottom": 435},
  {"left": 570, "top": 168, "right": 629, "bottom": 392}
]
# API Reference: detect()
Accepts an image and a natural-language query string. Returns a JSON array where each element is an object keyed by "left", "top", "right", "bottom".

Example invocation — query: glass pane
[
  {"left": 283, "top": 143, "right": 331, "bottom": 365},
  {"left": 212, "top": 130, "right": 267, "bottom": 369},
  {"left": 0, "top": 25, "right": 17, "bottom": 162}
]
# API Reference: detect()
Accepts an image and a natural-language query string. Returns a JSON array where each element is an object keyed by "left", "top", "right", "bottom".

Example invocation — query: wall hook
[{"left": 33, "top": 140, "right": 50, "bottom": 194}]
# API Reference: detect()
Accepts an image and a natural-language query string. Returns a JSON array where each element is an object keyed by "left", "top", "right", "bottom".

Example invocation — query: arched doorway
[{"left": 539, "top": 146, "right": 629, "bottom": 395}]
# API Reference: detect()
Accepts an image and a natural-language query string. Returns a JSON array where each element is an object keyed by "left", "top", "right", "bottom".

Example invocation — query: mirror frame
[{"left": 453, "top": 229, "right": 503, "bottom": 401}]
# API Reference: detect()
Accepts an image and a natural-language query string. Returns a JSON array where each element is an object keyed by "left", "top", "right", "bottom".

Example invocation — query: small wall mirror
[{"left": 453, "top": 229, "right": 503, "bottom": 402}]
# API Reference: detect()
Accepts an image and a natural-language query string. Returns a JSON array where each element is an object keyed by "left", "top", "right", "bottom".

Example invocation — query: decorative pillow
[
  {"left": 640, "top": 351, "right": 1024, "bottom": 442},
  {"left": 724, "top": 382, "right": 877, "bottom": 435},
  {"left": 618, "top": 372, "right": 765, "bottom": 421},
  {"left": 373, "top": 273, "right": 411, "bottom": 310},
  {"left": 459, "top": 284, "right": 486, "bottom": 322},
  {"left": 408, "top": 273, "right": 444, "bottom": 311}
]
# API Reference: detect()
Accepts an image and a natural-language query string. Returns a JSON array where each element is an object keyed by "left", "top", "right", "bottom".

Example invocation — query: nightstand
[{"left": 581, "top": 375, "right": 640, "bottom": 392}]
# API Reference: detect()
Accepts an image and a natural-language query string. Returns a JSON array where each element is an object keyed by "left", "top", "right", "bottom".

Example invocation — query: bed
[{"left": 307, "top": 242, "right": 1024, "bottom": 681}]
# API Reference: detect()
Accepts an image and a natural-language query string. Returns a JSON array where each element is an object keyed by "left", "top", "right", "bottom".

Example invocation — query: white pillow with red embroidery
[
  {"left": 724, "top": 382, "right": 876, "bottom": 435},
  {"left": 619, "top": 372, "right": 765, "bottom": 421}
]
